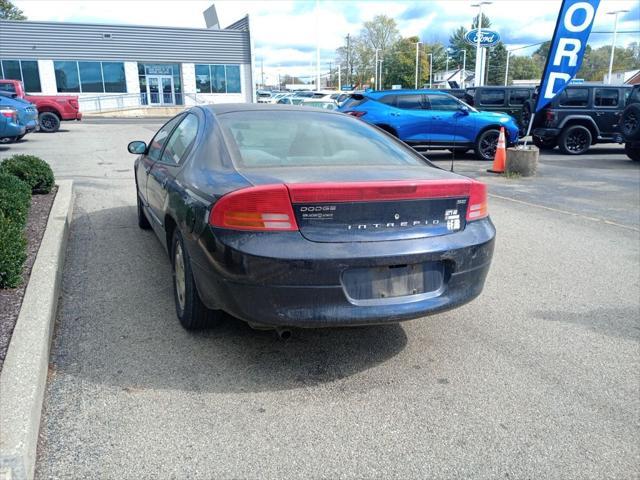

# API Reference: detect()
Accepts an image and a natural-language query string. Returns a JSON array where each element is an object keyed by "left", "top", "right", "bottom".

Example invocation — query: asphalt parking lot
[{"left": 2, "top": 121, "right": 638, "bottom": 479}]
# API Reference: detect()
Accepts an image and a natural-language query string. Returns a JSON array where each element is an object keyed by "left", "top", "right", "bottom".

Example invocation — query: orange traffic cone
[{"left": 487, "top": 127, "right": 506, "bottom": 174}]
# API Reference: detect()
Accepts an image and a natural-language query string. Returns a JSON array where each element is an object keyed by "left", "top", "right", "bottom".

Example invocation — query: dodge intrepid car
[{"left": 129, "top": 104, "right": 495, "bottom": 331}]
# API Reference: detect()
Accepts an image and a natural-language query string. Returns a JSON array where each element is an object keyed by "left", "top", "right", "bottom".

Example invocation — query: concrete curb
[{"left": 0, "top": 181, "right": 74, "bottom": 480}]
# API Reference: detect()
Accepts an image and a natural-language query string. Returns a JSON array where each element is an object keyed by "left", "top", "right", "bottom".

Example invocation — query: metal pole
[
  {"left": 379, "top": 59, "right": 384, "bottom": 90},
  {"left": 504, "top": 50, "right": 510, "bottom": 86},
  {"left": 338, "top": 64, "right": 341, "bottom": 91},
  {"left": 607, "top": 10, "right": 627, "bottom": 84},
  {"left": 346, "top": 34, "right": 351, "bottom": 87},
  {"left": 476, "top": 4, "right": 483, "bottom": 86},
  {"left": 428, "top": 53, "right": 433, "bottom": 88},
  {"left": 374, "top": 48, "right": 379, "bottom": 90},
  {"left": 415, "top": 42, "right": 421, "bottom": 89},
  {"left": 462, "top": 50, "right": 466, "bottom": 89},
  {"left": 315, "top": 0, "right": 320, "bottom": 91}
]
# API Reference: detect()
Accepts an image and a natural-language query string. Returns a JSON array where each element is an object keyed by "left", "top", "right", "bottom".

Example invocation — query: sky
[{"left": 12, "top": 0, "right": 640, "bottom": 83}]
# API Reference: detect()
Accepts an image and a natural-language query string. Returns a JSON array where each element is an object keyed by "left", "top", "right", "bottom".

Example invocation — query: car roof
[
  {"left": 202, "top": 103, "right": 343, "bottom": 116},
  {"left": 365, "top": 89, "right": 454, "bottom": 98}
]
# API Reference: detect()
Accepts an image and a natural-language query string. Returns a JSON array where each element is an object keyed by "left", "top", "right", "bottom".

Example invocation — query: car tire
[
  {"left": 532, "top": 136, "right": 557, "bottom": 150},
  {"left": 16, "top": 134, "right": 26, "bottom": 141},
  {"left": 559, "top": 125, "right": 592, "bottom": 155},
  {"left": 38, "top": 112, "right": 61, "bottom": 133},
  {"left": 171, "top": 229, "right": 222, "bottom": 330},
  {"left": 621, "top": 104, "right": 640, "bottom": 141},
  {"left": 474, "top": 128, "right": 500, "bottom": 161},
  {"left": 448, "top": 148, "right": 470, "bottom": 155},
  {"left": 137, "top": 193, "right": 151, "bottom": 230},
  {"left": 625, "top": 143, "right": 640, "bottom": 161}
]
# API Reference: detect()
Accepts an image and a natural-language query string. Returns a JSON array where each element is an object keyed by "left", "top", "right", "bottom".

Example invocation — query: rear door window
[
  {"left": 426, "top": 94, "right": 461, "bottom": 111},
  {"left": 395, "top": 94, "right": 425, "bottom": 110},
  {"left": 558, "top": 88, "right": 589, "bottom": 107},
  {"left": 478, "top": 89, "right": 506, "bottom": 106},
  {"left": 594, "top": 88, "right": 619, "bottom": 108},
  {"left": 509, "top": 89, "right": 530, "bottom": 106}
]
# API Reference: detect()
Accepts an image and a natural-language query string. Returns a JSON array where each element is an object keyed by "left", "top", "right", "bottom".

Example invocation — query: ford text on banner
[{"left": 535, "top": 0, "right": 601, "bottom": 112}]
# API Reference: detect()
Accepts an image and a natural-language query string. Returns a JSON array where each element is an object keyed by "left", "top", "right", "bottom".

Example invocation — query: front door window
[{"left": 147, "top": 75, "right": 174, "bottom": 105}]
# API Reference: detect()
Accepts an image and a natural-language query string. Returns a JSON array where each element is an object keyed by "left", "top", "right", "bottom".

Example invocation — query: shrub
[
  {"left": 0, "top": 173, "right": 31, "bottom": 226},
  {"left": 0, "top": 155, "right": 55, "bottom": 194},
  {"left": 0, "top": 212, "right": 27, "bottom": 288}
]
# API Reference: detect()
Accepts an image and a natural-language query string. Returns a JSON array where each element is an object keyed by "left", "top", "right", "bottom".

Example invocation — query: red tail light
[
  {"left": 344, "top": 111, "right": 367, "bottom": 118},
  {"left": 544, "top": 109, "right": 556, "bottom": 125},
  {"left": 210, "top": 184, "right": 298, "bottom": 231},
  {"left": 466, "top": 181, "right": 488, "bottom": 221},
  {"left": 0, "top": 109, "right": 16, "bottom": 121}
]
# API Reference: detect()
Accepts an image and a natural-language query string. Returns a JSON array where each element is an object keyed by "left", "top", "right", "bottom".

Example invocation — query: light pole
[
  {"left": 471, "top": 2, "right": 492, "bottom": 87},
  {"left": 374, "top": 48, "right": 382, "bottom": 89},
  {"left": 338, "top": 64, "right": 341, "bottom": 91},
  {"left": 415, "top": 41, "right": 422, "bottom": 89},
  {"left": 607, "top": 9, "right": 629, "bottom": 84},
  {"left": 504, "top": 50, "right": 510, "bottom": 86},
  {"left": 379, "top": 59, "right": 384, "bottom": 90},
  {"left": 460, "top": 50, "right": 467, "bottom": 88},
  {"left": 428, "top": 53, "right": 433, "bottom": 89}
]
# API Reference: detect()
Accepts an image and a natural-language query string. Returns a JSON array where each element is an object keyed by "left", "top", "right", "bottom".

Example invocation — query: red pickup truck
[{"left": 0, "top": 79, "right": 82, "bottom": 133}]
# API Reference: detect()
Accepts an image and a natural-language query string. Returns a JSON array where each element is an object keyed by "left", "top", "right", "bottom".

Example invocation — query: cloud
[{"left": 399, "top": 4, "right": 430, "bottom": 21}]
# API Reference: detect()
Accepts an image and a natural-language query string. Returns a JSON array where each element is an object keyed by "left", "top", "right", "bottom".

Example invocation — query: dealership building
[{"left": 0, "top": 6, "right": 254, "bottom": 111}]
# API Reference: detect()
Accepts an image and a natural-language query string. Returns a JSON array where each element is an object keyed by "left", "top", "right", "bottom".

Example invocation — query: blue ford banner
[{"left": 535, "top": 0, "right": 601, "bottom": 112}]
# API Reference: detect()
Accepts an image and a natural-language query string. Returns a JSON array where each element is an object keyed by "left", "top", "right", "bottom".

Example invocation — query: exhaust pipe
[{"left": 275, "top": 328, "right": 292, "bottom": 340}]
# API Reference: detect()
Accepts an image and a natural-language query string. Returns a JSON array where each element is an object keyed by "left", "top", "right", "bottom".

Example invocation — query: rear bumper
[
  {"left": 532, "top": 128, "right": 560, "bottom": 140},
  {"left": 190, "top": 218, "right": 496, "bottom": 327},
  {"left": 0, "top": 124, "right": 25, "bottom": 138}
]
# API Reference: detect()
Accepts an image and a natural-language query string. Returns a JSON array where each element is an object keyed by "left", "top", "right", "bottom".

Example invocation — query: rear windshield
[{"left": 218, "top": 110, "right": 426, "bottom": 168}]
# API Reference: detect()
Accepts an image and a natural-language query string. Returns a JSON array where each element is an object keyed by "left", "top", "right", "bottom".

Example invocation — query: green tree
[
  {"left": 0, "top": 0, "right": 26, "bottom": 20},
  {"left": 507, "top": 55, "right": 542, "bottom": 83}
]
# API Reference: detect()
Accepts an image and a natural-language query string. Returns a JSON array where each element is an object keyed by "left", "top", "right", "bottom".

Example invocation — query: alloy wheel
[
  {"left": 566, "top": 130, "right": 589, "bottom": 153},
  {"left": 623, "top": 112, "right": 637, "bottom": 136},
  {"left": 174, "top": 243, "right": 186, "bottom": 313},
  {"left": 480, "top": 131, "right": 499, "bottom": 159}
]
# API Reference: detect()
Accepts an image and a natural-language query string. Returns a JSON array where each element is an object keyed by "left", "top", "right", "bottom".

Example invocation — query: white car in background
[{"left": 301, "top": 99, "right": 339, "bottom": 110}]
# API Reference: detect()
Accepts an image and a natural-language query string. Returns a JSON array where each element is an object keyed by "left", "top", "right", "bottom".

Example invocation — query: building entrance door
[{"left": 147, "top": 75, "right": 174, "bottom": 105}]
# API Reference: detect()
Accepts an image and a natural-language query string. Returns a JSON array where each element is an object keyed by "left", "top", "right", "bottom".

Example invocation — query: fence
[{"left": 79, "top": 92, "right": 210, "bottom": 113}]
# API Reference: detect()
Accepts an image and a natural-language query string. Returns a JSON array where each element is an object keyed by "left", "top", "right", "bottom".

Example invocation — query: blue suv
[
  {"left": 339, "top": 89, "right": 520, "bottom": 160},
  {"left": 0, "top": 92, "right": 38, "bottom": 143}
]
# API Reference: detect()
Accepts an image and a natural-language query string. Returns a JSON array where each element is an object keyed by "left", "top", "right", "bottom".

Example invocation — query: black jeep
[
  {"left": 464, "top": 86, "right": 534, "bottom": 132},
  {"left": 620, "top": 84, "right": 640, "bottom": 161},
  {"left": 522, "top": 84, "right": 632, "bottom": 155}
]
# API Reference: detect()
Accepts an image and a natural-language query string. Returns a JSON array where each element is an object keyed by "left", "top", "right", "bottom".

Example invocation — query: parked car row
[{"left": 0, "top": 79, "right": 82, "bottom": 144}]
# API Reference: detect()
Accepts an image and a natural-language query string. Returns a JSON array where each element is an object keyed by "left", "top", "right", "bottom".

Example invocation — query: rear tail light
[
  {"left": 544, "top": 109, "right": 556, "bottom": 126},
  {"left": 466, "top": 181, "right": 488, "bottom": 221},
  {"left": 0, "top": 109, "right": 17, "bottom": 121},
  {"left": 344, "top": 110, "right": 367, "bottom": 118},
  {"left": 210, "top": 184, "right": 298, "bottom": 231}
]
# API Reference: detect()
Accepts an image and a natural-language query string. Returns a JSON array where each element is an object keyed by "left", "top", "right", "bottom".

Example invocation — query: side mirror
[
  {"left": 128, "top": 140, "right": 147, "bottom": 154},
  {"left": 458, "top": 106, "right": 470, "bottom": 116}
]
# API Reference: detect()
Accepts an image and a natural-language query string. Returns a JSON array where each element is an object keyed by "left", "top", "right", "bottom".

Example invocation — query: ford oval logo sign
[{"left": 464, "top": 29, "right": 501, "bottom": 47}]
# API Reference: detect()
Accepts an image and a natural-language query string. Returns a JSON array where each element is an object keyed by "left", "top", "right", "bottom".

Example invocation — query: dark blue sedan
[{"left": 129, "top": 105, "right": 495, "bottom": 333}]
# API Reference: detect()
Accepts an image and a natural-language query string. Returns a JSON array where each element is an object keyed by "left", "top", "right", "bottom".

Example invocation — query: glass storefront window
[
  {"left": 195, "top": 64, "right": 211, "bottom": 93},
  {"left": 78, "top": 62, "right": 103, "bottom": 92},
  {"left": 54, "top": 61, "right": 81, "bottom": 93},
  {"left": 102, "top": 62, "right": 126, "bottom": 93},
  {"left": 0, "top": 60, "right": 42, "bottom": 93},
  {"left": 226, "top": 66, "right": 241, "bottom": 94},
  {"left": 194, "top": 64, "right": 241, "bottom": 94}
]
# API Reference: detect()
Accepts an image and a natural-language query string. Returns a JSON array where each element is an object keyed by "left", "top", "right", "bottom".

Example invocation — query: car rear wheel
[
  {"left": 559, "top": 125, "right": 592, "bottom": 155},
  {"left": 39, "top": 112, "right": 61, "bottom": 133},
  {"left": 137, "top": 193, "right": 151, "bottom": 230},
  {"left": 532, "top": 136, "right": 557, "bottom": 150},
  {"left": 625, "top": 143, "right": 640, "bottom": 161},
  {"left": 172, "top": 229, "right": 222, "bottom": 330},
  {"left": 474, "top": 129, "right": 500, "bottom": 161}
]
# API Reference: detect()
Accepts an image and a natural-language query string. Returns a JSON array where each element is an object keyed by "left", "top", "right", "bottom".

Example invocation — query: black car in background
[
  {"left": 464, "top": 86, "right": 534, "bottom": 132},
  {"left": 129, "top": 105, "right": 495, "bottom": 332},
  {"left": 523, "top": 84, "right": 632, "bottom": 154}
]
